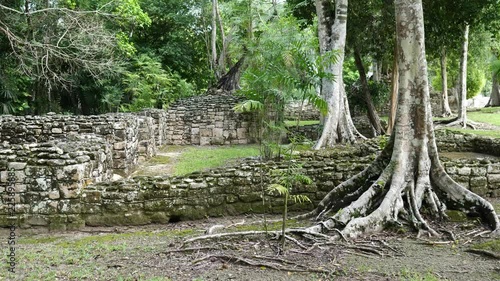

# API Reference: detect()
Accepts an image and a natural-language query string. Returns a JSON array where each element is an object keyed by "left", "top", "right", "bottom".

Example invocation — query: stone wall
[
  {"left": 0, "top": 135, "right": 113, "bottom": 228},
  {"left": 284, "top": 101, "right": 321, "bottom": 121},
  {"left": 436, "top": 129, "right": 500, "bottom": 156},
  {"left": 165, "top": 94, "right": 255, "bottom": 145},
  {"left": 0, "top": 112, "right": 153, "bottom": 175},
  {"left": 2, "top": 137, "right": 499, "bottom": 230}
]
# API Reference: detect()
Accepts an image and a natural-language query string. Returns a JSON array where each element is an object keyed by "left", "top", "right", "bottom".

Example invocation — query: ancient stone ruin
[{"left": 1, "top": 94, "right": 500, "bottom": 230}]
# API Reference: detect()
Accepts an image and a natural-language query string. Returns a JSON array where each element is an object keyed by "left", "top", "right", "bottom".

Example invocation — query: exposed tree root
[
  {"left": 192, "top": 254, "right": 333, "bottom": 274},
  {"left": 434, "top": 117, "right": 481, "bottom": 130},
  {"left": 465, "top": 249, "right": 500, "bottom": 260}
]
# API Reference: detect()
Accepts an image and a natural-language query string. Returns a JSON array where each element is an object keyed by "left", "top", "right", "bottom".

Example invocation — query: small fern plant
[{"left": 267, "top": 140, "right": 312, "bottom": 253}]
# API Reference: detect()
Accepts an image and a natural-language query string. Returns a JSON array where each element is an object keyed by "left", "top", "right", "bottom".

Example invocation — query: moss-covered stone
[
  {"left": 85, "top": 212, "right": 151, "bottom": 226},
  {"left": 147, "top": 212, "right": 169, "bottom": 224}
]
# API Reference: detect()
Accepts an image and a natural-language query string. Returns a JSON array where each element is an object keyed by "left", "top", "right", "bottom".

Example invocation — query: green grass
[
  {"left": 173, "top": 145, "right": 260, "bottom": 176},
  {"left": 468, "top": 108, "right": 500, "bottom": 126},
  {"left": 472, "top": 239, "right": 500, "bottom": 253},
  {"left": 284, "top": 120, "right": 320, "bottom": 126},
  {"left": 445, "top": 128, "right": 500, "bottom": 138},
  {"left": 399, "top": 268, "right": 441, "bottom": 281},
  {"left": 148, "top": 155, "right": 172, "bottom": 164}
]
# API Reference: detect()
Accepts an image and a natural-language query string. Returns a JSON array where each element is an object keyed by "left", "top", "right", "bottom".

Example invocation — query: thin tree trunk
[
  {"left": 215, "top": 1, "right": 226, "bottom": 75},
  {"left": 440, "top": 47, "right": 452, "bottom": 116},
  {"left": 211, "top": 0, "right": 219, "bottom": 80},
  {"left": 386, "top": 44, "right": 398, "bottom": 135},
  {"left": 300, "top": 0, "right": 498, "bottom": 239},
  {"left": 372, "top": 60, "right": 380, "bottom": 82},
  {"left": 353, "top": 49, "right": 384, "bottom": 136},
  {"left": 314, "top": 0, "right": 361, "bottom": 148},
  {"left": 490, "top": 72, "right": 500, "bottom": 106},
  {"left": 457, "top": 24, "right": 469, "bottom": 128}
]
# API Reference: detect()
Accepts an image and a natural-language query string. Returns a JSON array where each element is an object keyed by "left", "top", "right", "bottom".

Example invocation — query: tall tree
[
  {"left": 346, "top": 0, "right": 394, "bottom": 136},
  {"left": 314, "top": 0, "right": 361, "bottom": 149},
  {"left": 299, "top": 0, "right": 498, "bottom": 238},
  {"left": 491, "top": 58, "right": 500, "bottom": 106},
  {"left": 0, "top": 0, "right": 150, "bottom": 114}
]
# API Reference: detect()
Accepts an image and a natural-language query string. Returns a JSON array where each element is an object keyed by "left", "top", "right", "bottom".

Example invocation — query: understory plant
[{"left": 267, "top": 136, "right": 312, "bottom": 253}]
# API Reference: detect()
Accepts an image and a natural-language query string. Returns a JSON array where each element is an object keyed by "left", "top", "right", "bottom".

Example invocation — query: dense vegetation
[{"left": 0, "top": 0, "right": 499, "bottom": 116}]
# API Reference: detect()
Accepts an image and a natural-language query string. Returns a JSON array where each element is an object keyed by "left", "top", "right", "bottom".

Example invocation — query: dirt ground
[{"left": 1, "top": 212, "right": 499, "bottom": 281}]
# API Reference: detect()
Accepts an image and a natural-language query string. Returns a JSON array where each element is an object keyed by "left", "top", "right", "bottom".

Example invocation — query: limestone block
[
  {"left": 488, "top": 174, "right": 500, "bottom": 184},
  {"left": 237, "top": 128, "right": 247, "bottom": 139},
  {"left": 8, "top": 162, "right": 27, "bottom": 170}
]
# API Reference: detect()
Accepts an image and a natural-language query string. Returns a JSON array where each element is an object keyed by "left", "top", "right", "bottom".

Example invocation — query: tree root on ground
[
  {"left": 192, "top": 254, "right": 333, "bottom": 274},
  {"left": 434, "top": 117, "right": 481, "bottom": 129},
  {"left": 465, "top": 249, "right": 500, "bottom": 260}
]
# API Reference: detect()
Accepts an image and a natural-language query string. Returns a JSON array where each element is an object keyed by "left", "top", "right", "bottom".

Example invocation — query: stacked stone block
[{"left": 165, "top": 94, "right": 255, "bottom": 145}]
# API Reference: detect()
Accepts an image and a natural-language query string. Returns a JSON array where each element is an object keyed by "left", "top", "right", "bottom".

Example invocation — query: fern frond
[
  {"left": 267, "top": 184, "right": 289, "bottom": 196},
  {"left": 233, "top": 100, "right": 264, "bottom": 113}
]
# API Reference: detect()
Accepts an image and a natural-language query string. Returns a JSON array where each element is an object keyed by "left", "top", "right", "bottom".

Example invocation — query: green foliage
[
  {"left": 238, "top": 15, "right": 331, "bottom": 158},
  {"left": 0, "top": 64, "right": 31, "bottom": 114},
  {"left": 104, "top": 54, "right": 195, "bottom": 112},
  {"left": 348, "top": 80, "right": 390, "bottom": 114},
  {"left": 466, "top": 68, "right": 486, "bottom": 99},
  {"left": 266, "top": 136, "right": 312, "bottom": 252},
  {"left": 233, "top": 100, "right": 264, "bottom": 113},
  {"left": 119, "top": 55, "right": 173, "bottom": 111}
]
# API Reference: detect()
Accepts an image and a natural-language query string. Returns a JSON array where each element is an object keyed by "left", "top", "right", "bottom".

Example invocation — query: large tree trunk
[
  {"left": 456, "top": 24, "right": 469, "bottom": 128},
  {"left": 440, "top": 47, "right": 452, "bottom": 116},
  {"left": 386, "top": 44, "right": 399, "bottom": 135},
  {"left": 215, "top": 56, "right": 245, "bottom": 93},
  {"left": 353, "top": 49, "right": 384, "bottom": 136},
  {"left": 313, "top": 0, "right": 361, "bottom": 149},
  {"left": 490, "top": 72, "right": 500, "bottom": 106},
  {"left": 301, "top": 0, "right": 498, "bottom": 239}
]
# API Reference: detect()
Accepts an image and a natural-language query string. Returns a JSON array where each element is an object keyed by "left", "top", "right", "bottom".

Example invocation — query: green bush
[{"left": 466, "top": 68, "right": 486, "bottom": 99}]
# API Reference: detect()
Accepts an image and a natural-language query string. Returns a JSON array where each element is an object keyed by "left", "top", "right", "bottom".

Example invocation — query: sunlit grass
[
  {"left": 445, "top": 128, "right": 500, "bottom": 138},
  {"left": 173, "top": 145, "right": 261, "bottom": 176},
  {"left": 284, "top": 120, "right": 320, "bottom": 126},
  {"left": 468, "top": 107, "right": 500, "bottom": 126}
]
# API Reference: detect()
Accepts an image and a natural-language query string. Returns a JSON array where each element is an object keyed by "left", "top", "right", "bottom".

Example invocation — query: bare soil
[{"left": 1, "top": 213, "right": 499, "bottom": 281}]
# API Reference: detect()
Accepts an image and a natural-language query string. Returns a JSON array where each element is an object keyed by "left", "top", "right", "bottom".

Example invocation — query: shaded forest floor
[{"left": 1, "top": 205, "right": 500, "bottom": 281}]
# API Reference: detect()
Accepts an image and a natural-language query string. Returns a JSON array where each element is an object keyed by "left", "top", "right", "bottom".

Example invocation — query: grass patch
[
  {"left": 444, "top": 128, "right": 500, "bottom": 138},
  {"left": 173, "top": 145, "right": 260, "bottom": 176},
  {"left": 148, "top": 155, "right": 172, "bottom": 164},
  {"left": 399, "top": 268, "right": 441, "bottom": 281},
  {"left": 468, "top": 109, "right": 500, "bottom": 126},
  {"left": 284, "top": 120, "right": 320, "bottom": 126},
  {"left": 472, "top": 239, "right": 500, "bottom": 253},
  {"left": 19, "top": 236, "right": 62, "bottom": 244}
]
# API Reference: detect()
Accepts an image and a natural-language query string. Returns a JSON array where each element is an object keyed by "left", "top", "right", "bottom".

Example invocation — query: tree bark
[
  {"left": 386, "top": 44, "right": 398, "bottom": 135},
  {"left": 353, "top": 48, "right": 384, "bottom": 136},
  {"left": 457, "top": 24, "right": 469, "bottom": 128},
  {"left": 490, "top": 72, "right": 500, "bottom": 106},
  {"left": 215, "top": 0, "right": 227, "bottom": 75},
  {"left": 313, "top": 0, "right": 361, "bottom": 149},
  {"left": 216, "top": 55, "right": 245, "bottom": 92},
  {"left": 211, "top": 0, "right": 220, "bottom": 80},
  {"left": 440, "top": 47, "right": 452, "bottom": 116},
  {"left": 300, "top": 0, "right": 498, "bottom": 239}
]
